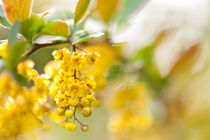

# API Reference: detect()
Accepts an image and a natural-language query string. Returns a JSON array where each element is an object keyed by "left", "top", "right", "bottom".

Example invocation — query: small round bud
[
  {"left": 65, "top": 121, "right": 77, "bottom": 132},
  {"left": 60, "top": 120, "right": 67, "bottom": 128},
  {"left": 82, "top": 107, "right": 92, "bottom": 117},
  {"left": 81, "top": 125, "right": 88, "bottom": 132},
  {"left": 57, "top": 107, "right": 65, "bottom": 115},
  {"left": 65, "top": 109, "right": 74, "bottom": 118}
]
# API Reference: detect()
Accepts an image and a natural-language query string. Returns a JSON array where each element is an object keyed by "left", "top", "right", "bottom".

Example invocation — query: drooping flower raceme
[{"left": 48, "top": 48, "right": 99, "bottom": 132}]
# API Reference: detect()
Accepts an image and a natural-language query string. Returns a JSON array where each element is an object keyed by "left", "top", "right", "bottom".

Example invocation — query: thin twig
[
  {"left": 73, "top": 106, "right": 83, "bottom": 125},
  {"left": 23, "top": 41, "right": 70, "bottom": 60},
  {"left": 75, "top": 46, "right": 88, "bottom": 53}
]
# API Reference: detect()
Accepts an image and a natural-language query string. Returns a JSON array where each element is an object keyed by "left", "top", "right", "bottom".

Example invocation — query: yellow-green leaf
[
  {"left": 97, "top": 0, "right": 119, "bottom": 23},
  {"left": 2, "top": 0, "right": 33, "bottom": 24},
  {"left": 74, "top": 0, "right": 91, "bottom": 24},
  {"left": 40, "top": 21, "right": 70, "bottom": 37}
]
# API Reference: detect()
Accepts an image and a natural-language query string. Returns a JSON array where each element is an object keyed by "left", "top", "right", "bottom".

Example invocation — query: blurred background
[{"left": 2, "top": 0, "right": 210, "bottom": 139}]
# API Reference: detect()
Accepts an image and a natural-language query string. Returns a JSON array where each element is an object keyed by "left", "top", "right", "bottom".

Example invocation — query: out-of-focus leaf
[
  {"left": 67, "top": 19, "right": 84, "bottom": 35},
  {"left": 2, "top": 0, "right": 33, "bottom": 24},
  {"left": 96, "top": 0, "right": 119, "bottom": 23},
  {"left": 116, "top": 0, "right": 148, "bottom": 23},
  {"left": 107, "top": 64, "right": 124, "bottom": 81},
  {"left": 8, "top": 21, "right": 21, "bottom": 48},
  {"left": 20, "top": 14, "right": 46, "bottom": 42},
  {"left": 73, "top": 32, "right": 104, "bottom": 45},
  {"left": 6, "top": 21, "right": 27, "bottom": 70},
  {"left": 74, "top": 0, "right": 91, "bottom": 24},
  {"left": 12, "top": 71, "right": 28, "bottom": 86},
  {"left": 0, "top": 24, "right": 9, "bottom": 40},
  {"left": 168, "top": 43, "right": 201, "bottom": 76},
  {"left": 0, "top": 4, "right": 11, "bottom": 27},
  {"left": 134, "top": 45, "right": 167, "bottom": 91},
  {"left": 40, "top": 21, "right": 70, "bottom": 38},
  {"left": 6, "top": 41, "right": 26, "bottom": 70}
]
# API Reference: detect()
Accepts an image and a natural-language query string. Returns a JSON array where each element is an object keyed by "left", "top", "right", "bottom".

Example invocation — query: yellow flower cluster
[
  {"left": 17, "top": 59, "right": 38, "bottom": 80},
  {"left": 0, "top": 59, "right": 50, "bottom": 139},
  {"left": 47, "top": 48, "right": 99, "bottom": 132},
  {"left": 107, "top": 83, "right": 153, "bottom": 140}
]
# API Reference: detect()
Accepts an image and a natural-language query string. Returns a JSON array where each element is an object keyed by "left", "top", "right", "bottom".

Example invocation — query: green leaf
[
  {"left": 12, "top": 71, "right": 28, "bottom": 86},
  {"left": 8, "top": 21, "right": 21, "bottom": 48},
  {"left": 20, "top": 14, "right": 46, "bottom": 41},
  {"left": 40, "top": 21, "right": 70, "bottom": 38},
  {"left": 72, "top": 31, "right": 104, "bottom": 45},
  {"left": 74, "top": 0, "right": 91, "bottom": 24},
  {"left": 0, "top": 24, "right": 9, "bottom": 40},
  {"left": 6, "top": 21, "right": 27, "bottom": 70},
  {"left": 6, "top": 41, "right": 26, "bottom": 70},
  {"left": 134, "top": 45, "right": 167, "bottom": 91},
  {"left": 107, "top": 64, "right": 124, "bottom": 81},
  {"left": 116, "top": 0, "right": 148, "bottom": 23},
  {"left": 67, "top": 19, "right": 84, "bottom": 35}
]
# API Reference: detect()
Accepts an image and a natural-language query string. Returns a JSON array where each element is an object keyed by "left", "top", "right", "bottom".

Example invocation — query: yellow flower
[
  {"left": 85, "top": 53, "right": 98, "bottom": 65},
  {"left": 65, "top": 121, "right": 77, "bottom": 132},
  {"left": 107, "top": 83, "right": 153, "bottom": 140},
  {"left": 55, "top": 93, "right": 69, "bottom": 107},
  {"left": 0, "top": 70, "right": 50, "bottom": 139},
  {"left": 17, "top": 59, "right": 38, "bottom": 80},
  {"left": 0, "top": 41, "right": 8, "bottom": 58}
]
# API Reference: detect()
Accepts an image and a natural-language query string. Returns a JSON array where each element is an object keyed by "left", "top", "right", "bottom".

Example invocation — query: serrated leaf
[
  {"left": 0, "top": 24, "right": 9, "bottom": 40},
  {"left": 74, "top": 0, "right": 91, "bottom": 24},
  {"left": 2, "top": 0, "right": 33, "bottom": 24},
  {"left": 73, "top": 32, "right": 104, "bottom": 45},
  {"left": 40, "top": 21, "right": 70, "bottom": 38},
  {"left": 96, "top": 0, "right": 119, "bottom": 23},
  {"left": 20, "top": 14, "right": 46, "bottom": 41}
]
